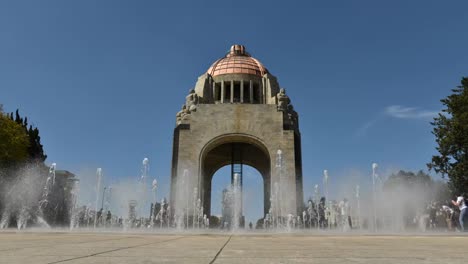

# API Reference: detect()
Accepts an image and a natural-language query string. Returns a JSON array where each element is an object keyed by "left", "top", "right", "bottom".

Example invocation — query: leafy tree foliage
[
  {"left": 9, "top": 110, "right": 47, "bottom": 163},
  {"left": 428, "top": 77, "right": 468, "bottom": 195},
  {"left": 382, "top": 170, "right": 450, "bottom": 228},
  {"left": 383, "top": 170, "right": 450, "bottom": 202},
  {"left": 0, "top": 107, "right": 49, "bottom": 219},
  {"left": 0, "top": 113, "right": 30, "bottom": 169},
  {"left": 383, "top": 170, "right": 432, "bottom": 189}
]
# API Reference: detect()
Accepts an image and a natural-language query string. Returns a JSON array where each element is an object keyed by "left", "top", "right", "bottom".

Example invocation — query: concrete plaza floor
[{"left": 0, "top": 231, "right": 466, "bottom": 263}]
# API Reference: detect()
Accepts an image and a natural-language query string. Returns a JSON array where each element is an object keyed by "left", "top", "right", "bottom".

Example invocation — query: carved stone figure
[
  {"left": 186, "top": 89, "right": 199, "bottom": 112},
  {"left": 277, "top": 88, "right": 290, "bottom": 111},
  {"left": 176, "top": 105, "right": 191, "bottom": 124},
  {"left": 176, "top": 105, "right": 184, "bottom": 123}
]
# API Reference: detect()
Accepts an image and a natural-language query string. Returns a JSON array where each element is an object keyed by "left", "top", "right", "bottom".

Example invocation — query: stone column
[
  {"left": 221, "top": 81, "right": 225, "bottom": 103},
  {"left": 213, "top": 82, "right": 217, "bottom": 102},
  {"left": 240, "top": 80, "right": 244, "bottom": 103},
  {"left": 262, "top": 78, "right": 266, "bottom": 104},
  {"left": 230, "top": 80, "right": 234, "bottom": 103},
  {"left": 249, "top": 80, "right": 253, "bottom": 103}
]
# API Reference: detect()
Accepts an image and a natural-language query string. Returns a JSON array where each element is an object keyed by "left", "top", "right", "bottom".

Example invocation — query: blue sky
[{"left": 1, "top": 0, "right": 467, "bottom": 223}]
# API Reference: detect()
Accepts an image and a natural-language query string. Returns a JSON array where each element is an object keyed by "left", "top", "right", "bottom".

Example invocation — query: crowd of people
[
  {"left": 67, "top": 194, "right": 467, "bottom": 232},
  {"left": 422, "top": 193, "right": 467, "bottom": 232},
  {"left": 263, "top": 197, "right": 355, "bottom": 231},
  {"left": 261, "top": 194, "right": 468, "bottom": 232}
]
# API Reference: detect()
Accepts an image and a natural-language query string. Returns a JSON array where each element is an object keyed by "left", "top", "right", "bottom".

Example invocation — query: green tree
[
  {"left": 9, "top": 109, "right": 47, "bottom": 162},
  {"left": 428, "top": 77, "right": 468, "bottom": 194},
  {"left": 383, "top": 170, "right": 432, "bottom": 190},
  {"left": 383, "top": 170, "right": 450, "bottom": 201},
  {"left": 0, "top": 113, "right": 30, "bottom": 169}
]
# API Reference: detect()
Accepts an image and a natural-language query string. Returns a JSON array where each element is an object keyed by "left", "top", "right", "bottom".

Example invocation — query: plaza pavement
[{"left": 0, "top": 231, "right": 466, "bottom": 264}]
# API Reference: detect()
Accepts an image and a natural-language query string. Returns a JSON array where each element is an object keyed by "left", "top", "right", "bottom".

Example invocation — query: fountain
[
  {"left": 69, "top": 178, "right": 80, "bottom": 230},
  {"left": 220, "top": 173, "right": 243, "bottom": 231},
  {"left": 31, "top": 163, "right": 57, "bottom": 229},
  {"left": 314, "top": 184, "right": 319, "bottom": 230},
  {"left": 94, "top": 168, "right": 102, "bottom": 228},
  {"left": 174, "top": 169, "right": 190, "bottom": 230},
  {"left": 355, "top": 185, "right": 361, "bottom": 230},
  {"left": 273, "top": 149, "right": 284, "bottom": 228},
  {"left": 192, "top": 187, "right": 198, "bottom": 228},
  {"left": 126, "top": 200, "right": 137, "bottom": 229},
  {"left": 150, "top": 179, "right": 157, "bottom": 227},
  {"left": 0, "top": 209, "right": 10, "bottom": 229},
  {"left": 372, "top": 163, "right": 378, "bottom": 231},
  {"left": 323, "top": 170, "right": 329, "bottom": 204},
  {"left": 0, "top": 153, "right": 449, "bottom": 235},
  {"left": 16, "top": 206, "right": 29, "bottom": 230},
  {"left": 140, "top": 158, "right": 149, "bottom": 218},
  {"left": 156, "top": 198, "right": 167, "bottom": 228},
  {"left": 50, "top": 163, "right": 57, "bottom": 185},
  {"left": 231, "top": 173, "right": 242, "bottom": 230}
]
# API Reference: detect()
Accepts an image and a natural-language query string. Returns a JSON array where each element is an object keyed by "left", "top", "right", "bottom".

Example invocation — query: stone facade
[{"left": 170, "top": 45, "right": 303, "bottom": 218}]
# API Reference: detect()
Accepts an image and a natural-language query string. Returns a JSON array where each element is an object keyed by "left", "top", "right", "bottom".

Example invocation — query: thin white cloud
[
  {"left": 356, "top": 105, "right": 439, "bottom": 137},
  {"left": 385, "top": 105, "right": 439, "bottom": 119},
  {"left": 356, "top": 119, "right": 378, "bottom": 137}
]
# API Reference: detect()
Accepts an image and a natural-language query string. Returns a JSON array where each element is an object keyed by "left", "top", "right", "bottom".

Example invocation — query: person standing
[
  {"left": 452, "top": 194, "right": 467, "bottom": 231},
  {"left": 106, "top": 210, "right": 112, "bottom": 227},
  {"left": 442, "top": 205, "right": 455, "bottom": 231},
  {"left": 318, "top": 197, "right": 327, "bottom": 229}
]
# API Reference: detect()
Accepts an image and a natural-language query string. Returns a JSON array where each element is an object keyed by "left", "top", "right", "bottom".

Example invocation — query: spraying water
[
  {"left": 273, "top": 149, "right": 283, "bottom": 228},
  {"left": 69, "top": 179, "right": 80, "bottom": 230},
  {"left": 231, "top": 173, "right": 242, "bottom": 231},
  {"left": 355, "top": 185, "right": 361, "bottom": 230},
  {"left": 140, "top": 158, "right": 149, "bottom": 218},
  {"left": 150, "top": 179, "right": 157, "bottom": 227},
  {"left": 175, "top": 169, "right": 189, "bottom": 230},
  {"left": 323, "top": 170, "right": 329, "bottom": 203},
  {"left": 94, "top": 168, "right": 102, "bottom": 228},
  {"left": 372, "top": 163, "right": 378, "bottom": 231}
]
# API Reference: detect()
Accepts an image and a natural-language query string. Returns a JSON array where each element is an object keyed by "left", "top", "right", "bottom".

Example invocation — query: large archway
[
  {"left": 199, "top": 135, "right": 271, "bottom": 218},
  {"left": 210, "top": 165, "right": 264, "bottom": 226}
]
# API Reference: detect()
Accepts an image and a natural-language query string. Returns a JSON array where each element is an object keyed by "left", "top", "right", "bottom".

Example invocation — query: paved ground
[{"left": 0, "top": 231, "right": 466, "bottom": 263}]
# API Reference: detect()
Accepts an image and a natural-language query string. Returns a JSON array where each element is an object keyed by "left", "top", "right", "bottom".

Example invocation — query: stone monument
[{"left": 170, "top": 45, "right": 303, "bottom": 221}]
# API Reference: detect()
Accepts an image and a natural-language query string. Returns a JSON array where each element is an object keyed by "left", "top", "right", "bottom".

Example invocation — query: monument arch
[
  {"left": 170, "top": 45, "right": 303, "bottom": 224},
  {"left": 199, "top": 134, "right": 272, "bottom": 217}
]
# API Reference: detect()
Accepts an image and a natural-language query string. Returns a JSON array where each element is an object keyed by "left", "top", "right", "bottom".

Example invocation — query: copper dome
[{"left": 207, "top": 45, "right": 268, "bottom": 77}]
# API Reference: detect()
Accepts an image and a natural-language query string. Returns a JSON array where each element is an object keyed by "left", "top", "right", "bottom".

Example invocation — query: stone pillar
[
  {"left": 221, "top": 81, "right": 225, "bottom": 103},
  {"left": 230, "top": 80, "right": 234, "bottom": 103},
  {"left": 262, "top": 78, "right": 266, "bottom": 104},
  {"left": 213, "top": 82, "right": 217, "bottom": 102},
  {"left": 249, "top": 80, "right": 253, "bottom": 103},
  {"left": 240, "top": 80, "right": 244, "bottom": 103}
]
